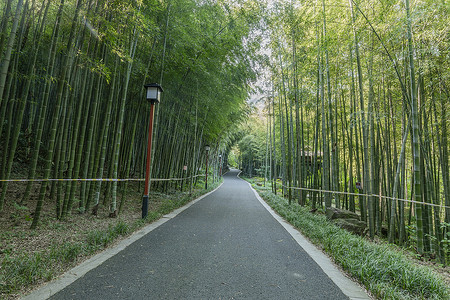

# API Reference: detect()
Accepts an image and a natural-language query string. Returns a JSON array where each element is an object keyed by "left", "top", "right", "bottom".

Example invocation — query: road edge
[
  {"left": 21, "top": 183, "right": 223, "bottom": 300},
  {"left": 243, "top": 179, "right": 371, "bottom": 300}
]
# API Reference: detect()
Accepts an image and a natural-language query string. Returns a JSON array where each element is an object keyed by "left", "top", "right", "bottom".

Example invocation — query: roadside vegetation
[{"left": 246, "top": 177, "right": 449, "bottom": 300}]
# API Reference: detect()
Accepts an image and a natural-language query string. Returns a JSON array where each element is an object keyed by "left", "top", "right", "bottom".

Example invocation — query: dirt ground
[
  {"left": 0, "top": 180, "right": 194, "bottom": 299},
  {"left": 1, "top": 181, "right": 143, "bottom": 253}
]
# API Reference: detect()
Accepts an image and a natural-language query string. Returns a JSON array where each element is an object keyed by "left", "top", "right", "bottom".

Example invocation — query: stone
[
  {"left": 325, "top": 207, "right": 360, "bottom": 221},
  {"left": 333, "top": 218, "right": 367, "bottom": 236}
]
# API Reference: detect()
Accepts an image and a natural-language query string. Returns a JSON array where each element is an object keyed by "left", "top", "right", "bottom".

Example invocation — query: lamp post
[
  {"left": 205, "top": 145, "right": 210, "bottom": 189},
  {"left": 142, "top": 83, "right": 163, "bottom": 219},
  {"left": 218, "top": 154, "right": 222, "bottom": 177}
]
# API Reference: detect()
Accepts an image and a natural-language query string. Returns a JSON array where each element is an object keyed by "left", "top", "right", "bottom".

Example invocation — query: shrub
[{"left": 254, "top": 186, "right": 449, "bottom": 300}]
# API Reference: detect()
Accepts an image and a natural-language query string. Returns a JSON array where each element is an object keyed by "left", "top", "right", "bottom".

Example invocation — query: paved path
[{"left": 25, "top": 169, "right": 369, "bottom": 300}]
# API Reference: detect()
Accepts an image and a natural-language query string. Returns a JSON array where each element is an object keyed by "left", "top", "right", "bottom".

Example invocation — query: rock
[
  {"left": 333, "top": 218, "right": 367, "bottom": 236},
  {"left": 326, "top": 207, "right": 360, "bottom": 221},
  {"left": 380, "top": 225, "right": 389, "bottom": 237}
]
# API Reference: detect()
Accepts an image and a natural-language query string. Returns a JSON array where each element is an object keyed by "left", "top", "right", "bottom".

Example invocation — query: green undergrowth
[
  {"left": 248, "top": 182, "right": 449, "bottom": 300},
  {"left": 0, "top": 219, "right": 139, "bottom": 297},
  {"left": 0, "top": 180, "right": 221, "bottom": 299}
]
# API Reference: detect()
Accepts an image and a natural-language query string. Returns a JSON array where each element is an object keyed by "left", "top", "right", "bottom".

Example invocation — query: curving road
[{"left": 26, "top": 169, "right": 369, "bottom": 300}]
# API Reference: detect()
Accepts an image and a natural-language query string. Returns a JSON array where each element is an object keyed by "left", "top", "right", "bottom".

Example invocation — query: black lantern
[{"left": 144, "top": 83, "right": 164, "bottom": 103}]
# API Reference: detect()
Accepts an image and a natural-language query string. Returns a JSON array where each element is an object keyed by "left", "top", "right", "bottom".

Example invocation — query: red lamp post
[
  {"left": 142, "top": 83, "right": 163, "bottom": 219},
  {"left": 205, "top": 145, "right": 210, "bottom": 189},
  {"left": 219, "top": 154, "right": 222, "bottom": 177}
]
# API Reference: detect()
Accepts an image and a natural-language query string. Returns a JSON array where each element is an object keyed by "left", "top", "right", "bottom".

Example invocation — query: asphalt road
[{"left": 39, "top": 170, "right": 364, "bottom": 299}]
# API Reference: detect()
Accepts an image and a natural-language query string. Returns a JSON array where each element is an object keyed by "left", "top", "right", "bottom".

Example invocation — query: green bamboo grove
[
  {"left": 238, "top": 0, "right": 449, "bottom": 263},
  {"left": 0, "top": 0, "right": 261, "bottom": 228},
  {"left": 1, "top": 0, "right": 449, "bottom": 265}
]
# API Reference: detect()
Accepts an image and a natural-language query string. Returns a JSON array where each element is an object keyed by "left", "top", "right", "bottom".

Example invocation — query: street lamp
[
  {"left": 205, "top": 145, "right": 210, "bottom": 189},
  {"left": 142, "top": 83, "right": 163, "bottom": 219},
  {"left": 218, "top": 154, "right": 222, "bottom": 177}
]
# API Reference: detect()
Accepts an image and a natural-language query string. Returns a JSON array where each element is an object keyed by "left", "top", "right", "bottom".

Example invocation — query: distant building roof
[{"left": 300, "top": 151, "right": 323, "bottom": 157}]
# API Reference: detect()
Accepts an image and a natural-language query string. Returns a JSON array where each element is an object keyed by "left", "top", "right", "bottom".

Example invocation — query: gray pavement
[{"left": 25, "top": 169, "right": 369, "bottom": 300}]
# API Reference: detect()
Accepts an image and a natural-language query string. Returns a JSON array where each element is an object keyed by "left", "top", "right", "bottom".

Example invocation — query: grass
[
  {"left": 247, "top": 180, "right": 449, "bottom": 300},
  {"left": 0, "top": 180, "right": 222, "bottom": 299}
]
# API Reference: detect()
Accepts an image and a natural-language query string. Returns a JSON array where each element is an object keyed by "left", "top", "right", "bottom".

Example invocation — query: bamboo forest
[{"left": 0, "top": 0, "right": 449, "bottom": 298}]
